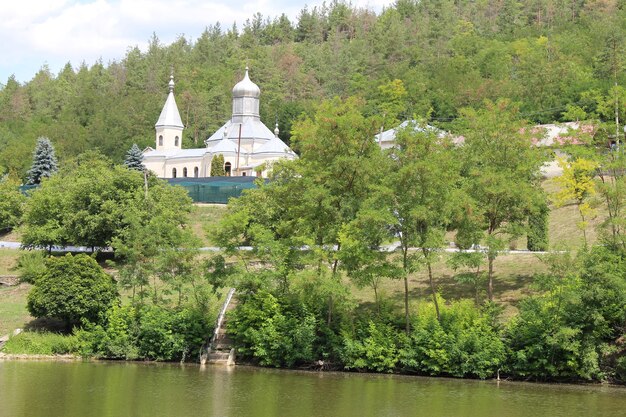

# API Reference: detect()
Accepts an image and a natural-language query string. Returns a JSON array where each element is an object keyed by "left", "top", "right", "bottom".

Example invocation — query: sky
[{"left": 0, "top": 0, "right": 390, "bottom": 84}]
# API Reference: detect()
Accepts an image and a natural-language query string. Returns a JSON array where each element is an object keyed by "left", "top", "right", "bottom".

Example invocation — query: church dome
[{"left": 232, "top": 67, "right": 260, "bottom": 98}]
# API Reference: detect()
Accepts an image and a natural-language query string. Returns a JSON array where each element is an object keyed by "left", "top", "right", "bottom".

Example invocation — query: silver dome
[{"left": 232, "top": 67, "right": 260, "bottom": 98}]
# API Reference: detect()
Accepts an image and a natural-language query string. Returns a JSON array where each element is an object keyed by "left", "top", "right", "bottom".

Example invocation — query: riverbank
[{"left": 0, "top": 352, "right": 80, "bottom": 361}]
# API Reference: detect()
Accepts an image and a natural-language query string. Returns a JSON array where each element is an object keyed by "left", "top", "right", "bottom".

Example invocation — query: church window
[
  {"left": 175, "top": 136, "right": 179, "bottom": 146},
  {"left": 194, "top": 167, "right": 199, "bottom": 177},
  {"left": 225, "top": 162, "right": 232, "bottom": 176},
  {"left": 183, "top": 167, "right": 188, "bottom": 177},
  {"left": 159, "top": 135, "right": 163, "bottom": 146},
  {"left": 172, "top": 168, "right": 177, "bottom": 178}
]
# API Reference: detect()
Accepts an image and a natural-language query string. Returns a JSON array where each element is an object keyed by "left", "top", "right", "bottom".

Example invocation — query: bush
[
  {"left": 2, "top": 331, "right": 79, "bottom": 355},
  {"left": 16, "top": 250, "right": 47, "bottom": 284},
  {"left": 400, "top": 300, "right": 505, "bottom": 379},
  {"left": 27, "top": 253, "right": 118, "bottom": 329},
  {"left": 76, "top": 304, "right": 212, "bottom": 362},
  {"left": 229, "top": 290, "right": 317, "bottom": 367},
  {"left": 505, "top": 297, "right": 601, "bottom": 380},
  {"left": 506, "top": 247, "right": 626, "bottom": 381},
  {"left": 341, "top": 321, "right": 401, "bottom": 373},
  {"left": 76, "top": 305, "right": 140, "bottom": 359}
]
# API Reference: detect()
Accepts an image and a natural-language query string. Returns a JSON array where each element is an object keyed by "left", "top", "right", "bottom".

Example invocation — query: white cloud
[{"left": 0, "top": 0, "right": 388, "bottom": 83}]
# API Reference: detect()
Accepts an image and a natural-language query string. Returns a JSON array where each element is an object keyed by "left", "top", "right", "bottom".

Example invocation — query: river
[{"left": 1, "top": 361, "right": 625, "bottom": 417}]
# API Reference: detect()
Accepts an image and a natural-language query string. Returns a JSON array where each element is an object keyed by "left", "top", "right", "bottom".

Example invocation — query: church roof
[
  {"left": 209, "top": 135, "right": 239, "bottom": 154},
  {"left": 255, "top": 135, "right": 293, "bottom": 155},
  {"left": 155, "top": 75, "right": 184, "bottom": 129},
  {"left": 205, "top": 119, "right": 277, "bottom": 146},
  {"left": 377, "top": 120, "right": 445, "bottom": 144},
  {"left": 232, "top": 67, "right": 260, "bottom": 98}
]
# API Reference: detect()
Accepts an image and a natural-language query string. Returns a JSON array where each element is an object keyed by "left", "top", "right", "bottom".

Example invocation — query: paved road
[{"left": 0, "top": 241, "right": 552, "bottom": 255}]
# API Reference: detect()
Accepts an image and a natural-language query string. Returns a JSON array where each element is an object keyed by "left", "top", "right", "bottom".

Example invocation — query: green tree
[
  {"left": 21, "top": 152, "right": 191, "bottom": 251},
  {"left": 385, "top": 122, "right": 461, "bottom": 326},
  {"left": 459, "top": 100, "right": 545, "bottom": 301},
  {"left": 0, "top": 176, "right": 26, "bottom": 232},
  {"left": 124, "top": 143, "right": 145, "bottom": 171},
  {"left": 27, "top": 253, "right": 118, "bottom": 330},
  {"left": 210, "top": 154, "right": 226, "bottom": 176},
  {"left": 27, "top": 137, "right": 58, "bottom": 185}
]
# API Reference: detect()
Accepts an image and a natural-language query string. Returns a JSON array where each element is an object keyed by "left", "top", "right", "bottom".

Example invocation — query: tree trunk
[
  {"left": 427, "top": 260, "right": 440, "bottom": 321},
  {"left": 487, "top": 256, "right": 494, "bottom": 302},
  {"left": 373, "top": 285, "right": 380, "bottom": 315},
  {"left": 402, "top": 246, "right": 410, "bottom": 334}
]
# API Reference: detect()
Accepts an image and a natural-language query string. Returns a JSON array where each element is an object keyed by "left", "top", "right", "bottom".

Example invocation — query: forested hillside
[{"left": 1, "top": 0, "right": 626, "bottom": 178}]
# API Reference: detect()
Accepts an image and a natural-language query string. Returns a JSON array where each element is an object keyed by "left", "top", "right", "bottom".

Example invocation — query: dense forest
[{"left": 2, "top": 0, "right": 626, "bottom": 178}]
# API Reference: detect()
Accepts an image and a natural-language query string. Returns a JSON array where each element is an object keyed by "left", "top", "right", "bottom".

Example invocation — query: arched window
[
  {"left": 172, "top": 168, "right": 177, "bottom": 178},
  {"left": 175, "top": 136, "right": 179, "bottom": 146},
  {"left": 194, "top": 167, "right": 199, "bottom": 178},
  {"left": 225, "top": 162, "right": 232, "bottom": 176},
  {"left": 159, "top": 135, "right": 163, "bottom": 146},
  {"left": 183, "top": 167, "right": 188, "bottom": 177}
]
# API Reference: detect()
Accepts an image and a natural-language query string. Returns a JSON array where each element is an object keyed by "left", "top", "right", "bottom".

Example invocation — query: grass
[
  {"left": 0, "top": 283, "right": 32, "bottom": 336},
  {"left": 188, "top": 204, "right": 228, "bottom": 246},
  {"left": 0, "top": 229, "right": 21, "bottom": 242},
  {"left": 0, "top": 248, "right": 19, "bottom": 276},
  {"left": 1, "top": 331, "right": 79, "bottom": 355},
  {"left": 543, "top": 178, "right": 606, "bottom": 249},
  {"left": 348, "top": 252, "right": 548, "bottom": 319}
]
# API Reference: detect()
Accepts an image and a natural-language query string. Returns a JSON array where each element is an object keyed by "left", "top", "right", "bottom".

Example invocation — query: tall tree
[
  {"left": 459, "top": 100, "right": 545, "bottom": 302},
  {"left": 386, "top": 122, "right": 461, "bottom": 327},
  {"left": 27, "top": 137, "right": 58, "bottom": 185}
]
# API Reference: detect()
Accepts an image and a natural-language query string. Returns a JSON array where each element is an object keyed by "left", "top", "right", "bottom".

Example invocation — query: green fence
[
  {"left": 18, "top": 184, "right": 38, "bottom": 194},
  {"left": 18, "top": 178, "right": 258, "bottom": 204},
  {"left": 167, "top": 177, "right": 262, "bottom": 204}
]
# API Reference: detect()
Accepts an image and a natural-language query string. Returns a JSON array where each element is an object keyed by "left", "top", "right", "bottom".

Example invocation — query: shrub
[
  {"left": 341, "top": 321, "right": 401, "bottom": 373},
  {"left": 16, "top": 250, "right": 47, "bottom": 284},
  {"left": 27, "top": 253, "right": 118, "bottom": 329},
  {"left": 400, "top": 300, "right": 505, "bottom": 379},
  {"left": 505, "top": 297, "right": 601, "bottom": 380},
  {"left": 229, "top": 290, "right": 317, "bottom": 367},
  {"left": 76, "top": 304, "right": 211, "bottom": 362},
  {"left": 76, "top": 305, "right": 139, "bottom": 359},
  {"left": 2, "top": 331, "right": 79, "bottom": 355},
  {"left": 506, "top": 247, "right": 626, "bottom": 381}
]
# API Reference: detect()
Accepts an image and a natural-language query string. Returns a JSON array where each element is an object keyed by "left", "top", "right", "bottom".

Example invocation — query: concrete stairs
[{"left": 200, "top": 288, "right": 237, "bottom": 365}]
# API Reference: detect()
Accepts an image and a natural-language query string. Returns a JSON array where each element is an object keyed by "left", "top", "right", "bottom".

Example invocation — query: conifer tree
[
  {"left": 124, "top": 143, "right": 145, "bottom": 171},
  {"left": 210, "top": 154, "right": 226, "bottom": 176},
  {"left": 27, "top": 137, "right": 58, "bottom": 185}
]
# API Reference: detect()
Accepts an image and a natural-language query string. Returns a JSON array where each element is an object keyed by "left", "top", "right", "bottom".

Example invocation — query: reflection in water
[{"left": 1, "top": 361, "right": 625, "bottom": 417}]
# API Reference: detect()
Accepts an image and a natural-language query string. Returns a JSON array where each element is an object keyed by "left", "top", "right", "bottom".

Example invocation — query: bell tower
[{"left": 155, "top": 74, "right": 184, "bottom": 150}]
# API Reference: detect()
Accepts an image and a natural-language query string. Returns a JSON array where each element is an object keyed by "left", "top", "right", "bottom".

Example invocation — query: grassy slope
[
  {"left": 350, "top": 178, "right": 603, "bottom": 316},
  {"left": 188, "top": 204, "right": 228, "bottom": 246},
  {"left": 0, "top": 283, "right": 32, "bottom": 336}
]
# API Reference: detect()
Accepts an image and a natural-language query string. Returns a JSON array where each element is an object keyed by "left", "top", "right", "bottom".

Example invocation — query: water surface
[{"left": 1, "top": 361, "right": 624, "bottom": 417}]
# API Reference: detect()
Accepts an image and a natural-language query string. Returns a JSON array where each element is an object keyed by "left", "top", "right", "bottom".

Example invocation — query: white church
[{"left": 143, "top": 68, "right": 297, "bottom": 178}]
